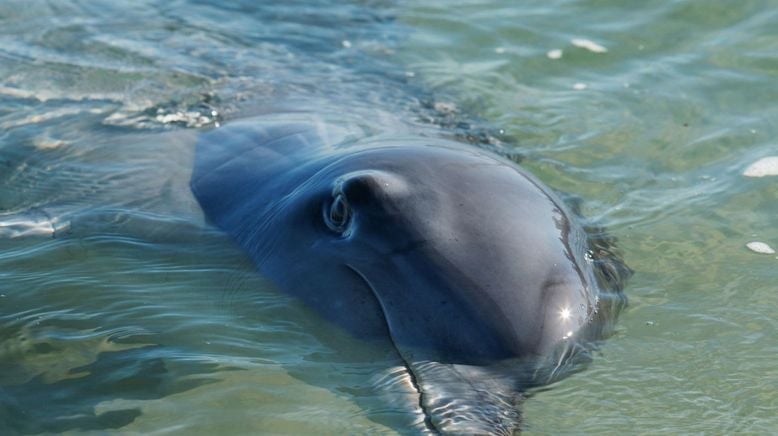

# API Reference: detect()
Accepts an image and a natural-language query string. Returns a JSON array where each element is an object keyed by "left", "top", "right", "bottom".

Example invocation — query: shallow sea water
[{"left": 1, "top": 0, "right": 777, "bottom": 434}]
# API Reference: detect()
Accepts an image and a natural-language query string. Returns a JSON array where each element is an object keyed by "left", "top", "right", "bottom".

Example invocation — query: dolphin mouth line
[{"left": 344, "top": 263, "right": 439, "bottom": 434}]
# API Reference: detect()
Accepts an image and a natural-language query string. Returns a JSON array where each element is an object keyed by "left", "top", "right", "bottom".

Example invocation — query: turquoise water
[{"left": 1, "top": 0, "right": 777, "bottom": 434}]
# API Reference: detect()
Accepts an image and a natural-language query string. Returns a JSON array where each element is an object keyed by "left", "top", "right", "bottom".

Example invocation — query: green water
[
  {"left": 1, "top": 0, "right": 777, "bottom": 434},
  {"left": 398, "top": 1, "right": 778, "bottom": 432}
]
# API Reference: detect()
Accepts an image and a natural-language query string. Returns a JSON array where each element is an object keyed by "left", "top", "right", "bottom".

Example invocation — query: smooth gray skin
[{"left": 191, "top": 114, "right": 602, "bottom": 366}]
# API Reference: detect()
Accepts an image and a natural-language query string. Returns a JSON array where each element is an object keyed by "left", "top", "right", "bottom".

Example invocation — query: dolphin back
[{"left": 191, "top": 114, "right": 358, "bottom": 230}]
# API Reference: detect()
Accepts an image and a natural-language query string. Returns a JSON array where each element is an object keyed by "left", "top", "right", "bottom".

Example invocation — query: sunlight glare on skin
[{"left": 560, "top": 307, "right": 574, "bottom": 340}]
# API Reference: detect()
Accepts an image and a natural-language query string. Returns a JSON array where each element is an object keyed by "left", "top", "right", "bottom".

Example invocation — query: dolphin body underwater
[{"left": 190, "top": 112, "right": 627, "bottom": 434}]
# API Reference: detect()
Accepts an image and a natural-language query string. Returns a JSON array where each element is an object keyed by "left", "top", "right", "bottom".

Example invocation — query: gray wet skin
[{"left": 191, "top": 115, "right": 601, "bottom": 367}]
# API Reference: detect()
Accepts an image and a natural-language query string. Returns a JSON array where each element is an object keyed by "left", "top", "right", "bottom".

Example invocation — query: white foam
[
  {"left": 743, "top": 156, "right": 778, "bottom": 177},
  {"left": 571, "top": 38, "right": 608, "bottom": 53},
  {"left": 0, "top": 213, "right": 56, "bottom": 238},
  {"left": 746, "top": 241, "right": 775, "bottom": 254}
]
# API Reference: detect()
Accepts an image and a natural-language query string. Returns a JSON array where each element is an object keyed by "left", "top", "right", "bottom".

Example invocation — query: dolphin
[{"left": 190, "top": 112, "right": 627, "bottom": 434}]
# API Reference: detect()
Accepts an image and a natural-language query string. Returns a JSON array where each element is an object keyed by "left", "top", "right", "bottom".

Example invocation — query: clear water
[{"left": 1, "top": 0, "right": 777, "bottom": 434}]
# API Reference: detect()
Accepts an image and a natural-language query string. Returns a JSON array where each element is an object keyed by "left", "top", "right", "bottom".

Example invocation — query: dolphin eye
[{"left": 325, "top": 193, "right": 351, "bottom": 233}]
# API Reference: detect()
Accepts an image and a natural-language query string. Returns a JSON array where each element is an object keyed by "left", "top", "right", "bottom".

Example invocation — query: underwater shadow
[{"left": 0, "top": 345, "right": 225, "bottom": 435}]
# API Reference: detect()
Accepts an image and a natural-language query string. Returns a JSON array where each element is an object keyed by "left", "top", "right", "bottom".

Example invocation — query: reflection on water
[{"left": 2, "top": 0, "right": 777, "bottom": 433}]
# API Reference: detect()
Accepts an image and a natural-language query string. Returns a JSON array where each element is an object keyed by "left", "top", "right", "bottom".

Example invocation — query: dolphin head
[
  {"left": 191, "top": 119, "right": 628, "bottom": 433},
  {"left": 252, "top": 142, "right": 602, "bottom": 366}
]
